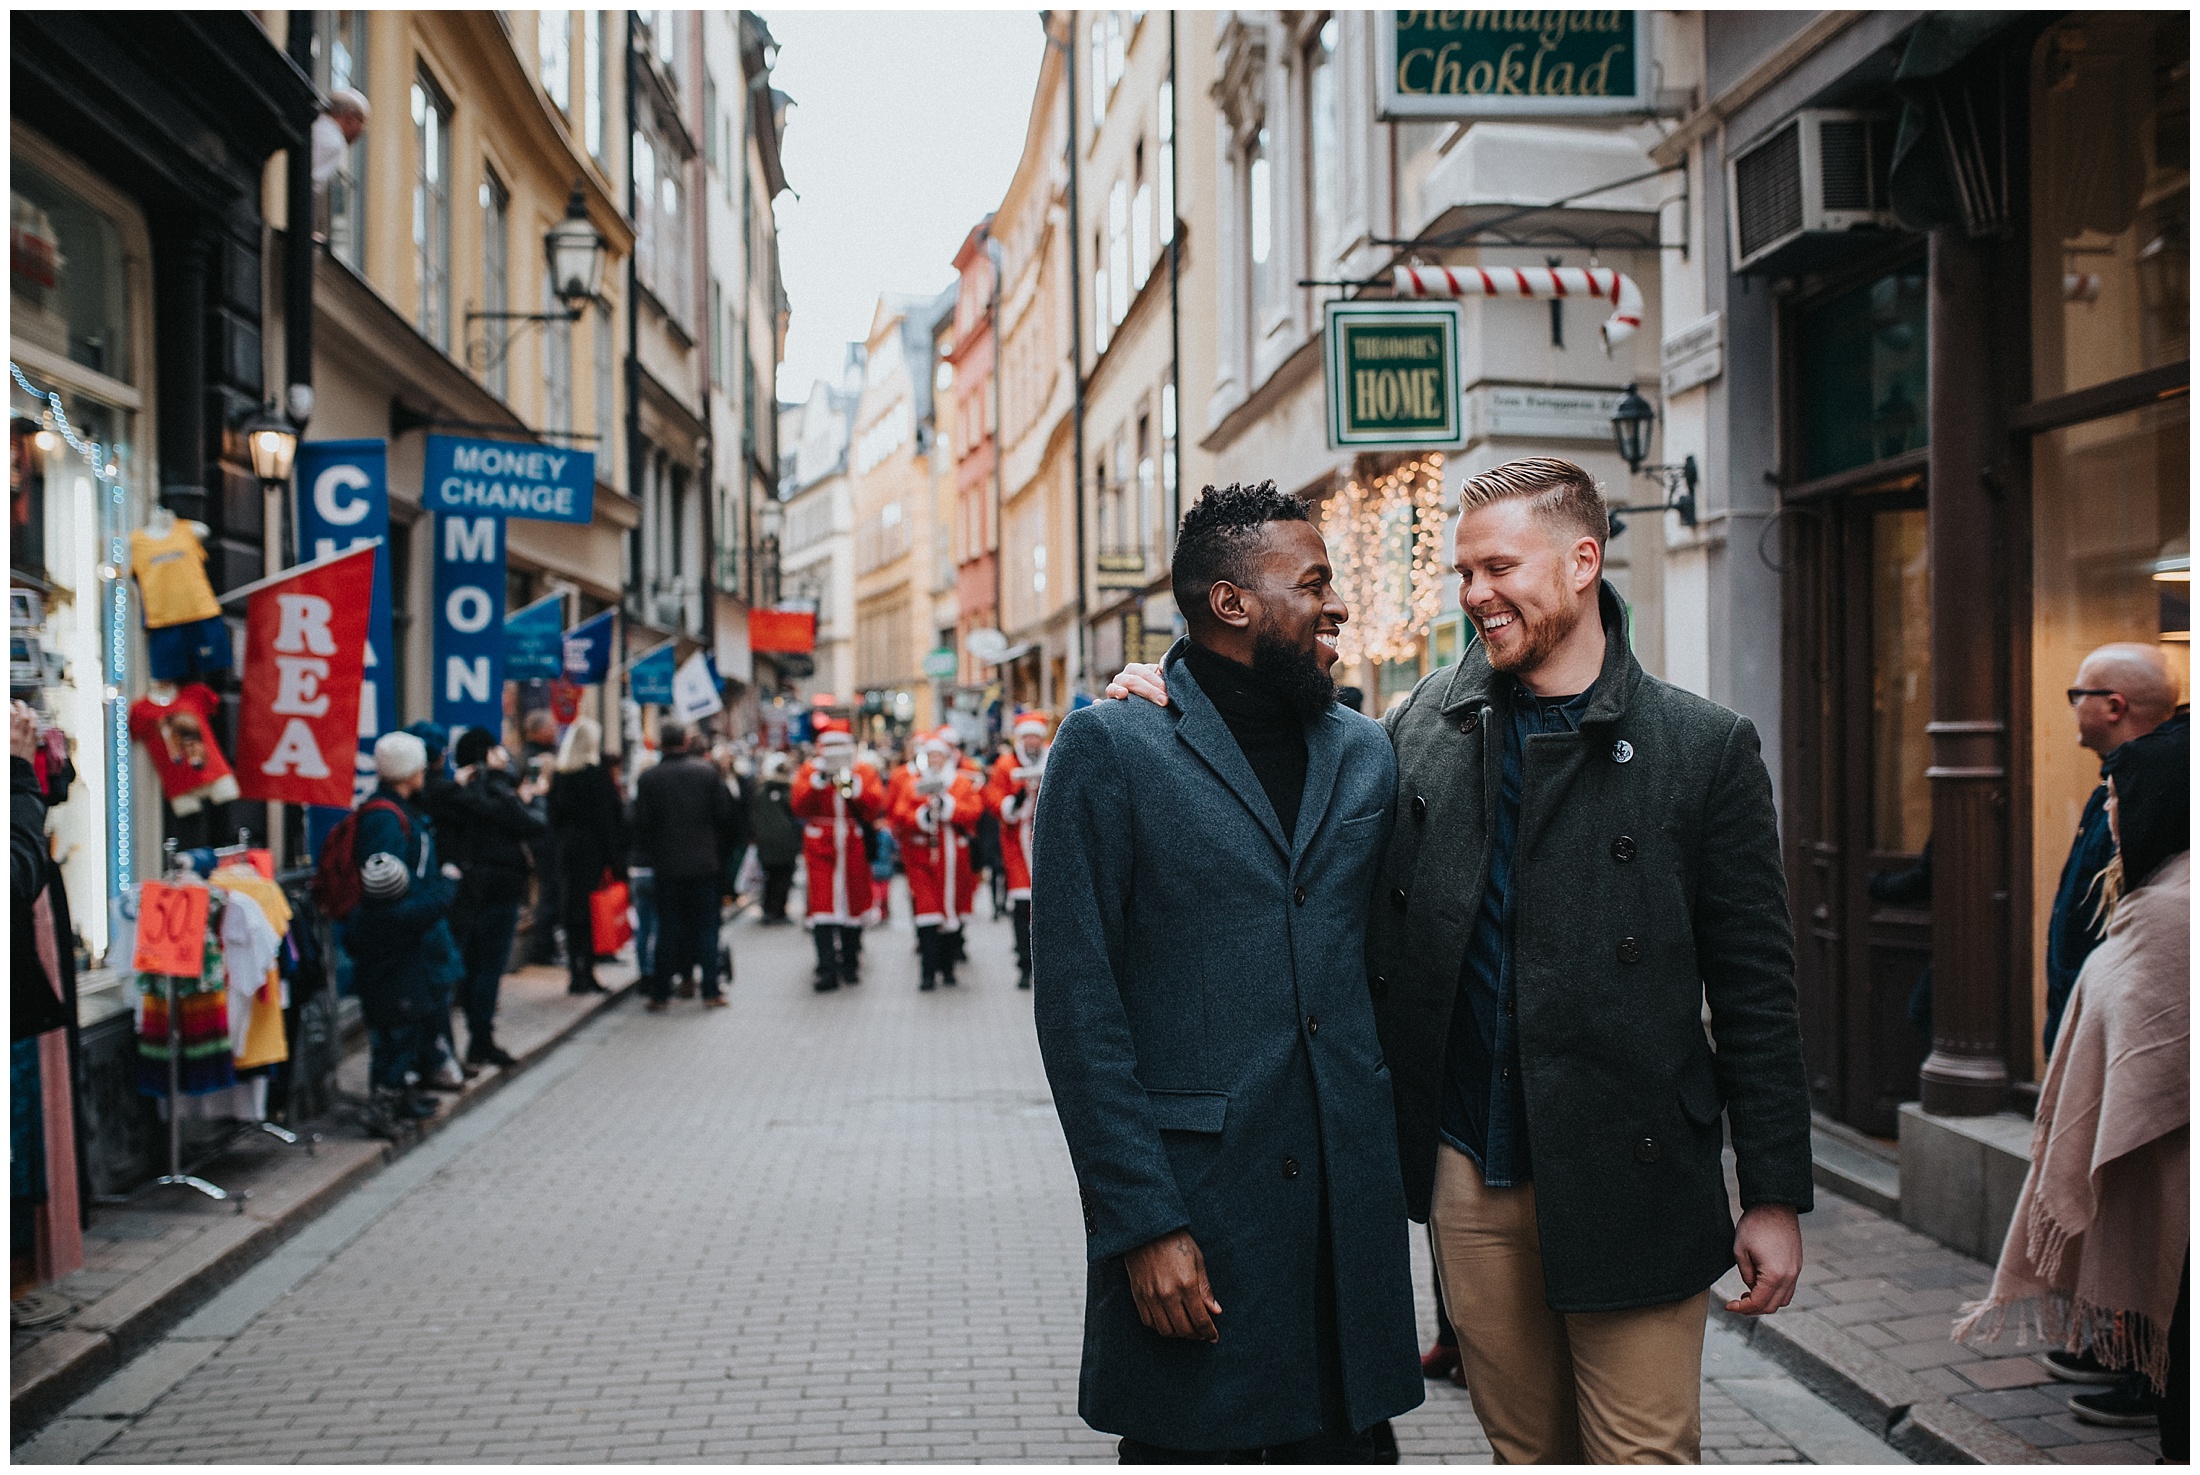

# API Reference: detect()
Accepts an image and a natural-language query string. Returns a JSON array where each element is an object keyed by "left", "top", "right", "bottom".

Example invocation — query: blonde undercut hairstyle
[{"left": 1458, "top": 457, "right": 1609, "bottom": 549}]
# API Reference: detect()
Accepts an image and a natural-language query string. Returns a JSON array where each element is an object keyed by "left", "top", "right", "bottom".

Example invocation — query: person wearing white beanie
[{"left": 344, "top": 728, "right": 465, "bottom": 1134}]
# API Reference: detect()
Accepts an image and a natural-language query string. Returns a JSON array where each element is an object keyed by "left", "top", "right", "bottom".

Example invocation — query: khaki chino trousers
[{"left": 1429, "top": 1145, "right": 1710, "bottom": 1464}]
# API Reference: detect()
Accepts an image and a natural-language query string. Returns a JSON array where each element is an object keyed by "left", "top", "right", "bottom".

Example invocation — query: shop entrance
[{"left": 1784, "top": 485, "right": 1935, "bottom": 1138}]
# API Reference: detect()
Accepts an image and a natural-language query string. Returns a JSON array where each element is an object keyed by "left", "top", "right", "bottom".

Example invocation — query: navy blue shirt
[{"left": 1440, "top": 679, "right": 1594, "bottom": 1186}]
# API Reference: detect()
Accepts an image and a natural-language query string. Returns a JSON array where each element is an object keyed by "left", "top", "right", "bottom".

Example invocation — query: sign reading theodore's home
[
  {"left": 1324, "top": 301, "right": 1464, "bottom": 449},
  {"left": 1379, "top": 11, "right": 1647, "bottom": 119}
]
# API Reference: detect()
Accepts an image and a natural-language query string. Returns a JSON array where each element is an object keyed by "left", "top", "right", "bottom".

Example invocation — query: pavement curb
[
  {"left": 8, "top": 976, "right": 637, "bottom": 1443},
  {"left": 1711, "top": 1305, "right": 2058, "bottom": 1464}
]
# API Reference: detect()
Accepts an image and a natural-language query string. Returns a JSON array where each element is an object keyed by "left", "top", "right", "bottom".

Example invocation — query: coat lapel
[
  {"left": 1291, "top": 708, "right": 1344, "bottom": 869},
  {"left": 1165, "top": 641, "right": 1291, "bottom": 860}
]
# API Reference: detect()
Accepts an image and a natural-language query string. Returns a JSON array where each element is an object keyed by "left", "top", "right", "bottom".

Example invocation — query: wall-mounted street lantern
[
  {"left": 466, "top": 181, "right": 607, "bottom": 372},
  {"left": 1606, "top": 382, "right": 1698, "bottom": 536},
  {"left": 238, "top": 403, "right": 300, "bottom": 485}
]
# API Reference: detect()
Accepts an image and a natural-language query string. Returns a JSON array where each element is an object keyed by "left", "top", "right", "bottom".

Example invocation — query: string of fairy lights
[{"left": 1318, "top": 451, "right": 1449, "bottom": 669}]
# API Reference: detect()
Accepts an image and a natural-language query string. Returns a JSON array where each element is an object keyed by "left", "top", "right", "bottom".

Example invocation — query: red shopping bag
[{"left": 589, "top": 871, "right": 634, "bottom": 954}]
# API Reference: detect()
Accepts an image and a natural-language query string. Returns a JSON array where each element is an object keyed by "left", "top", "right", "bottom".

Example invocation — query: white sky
[{"left": 763, "top": 10, "right": 1047, "bottom": 405}]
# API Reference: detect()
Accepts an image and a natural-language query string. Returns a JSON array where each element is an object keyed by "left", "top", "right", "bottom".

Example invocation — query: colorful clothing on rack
[{"left": 135, "top": 902, "right": 236, "bottom": 1097}]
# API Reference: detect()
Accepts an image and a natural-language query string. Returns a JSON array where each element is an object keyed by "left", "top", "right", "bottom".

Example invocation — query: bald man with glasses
[{"left": 2049, "top": 643, "right": 2184, "bottom": 1055}]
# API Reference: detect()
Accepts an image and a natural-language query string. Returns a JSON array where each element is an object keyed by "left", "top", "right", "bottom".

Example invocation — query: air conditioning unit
[{"left": 1728, "top": 109, "right": 1897, "bottom": 275}]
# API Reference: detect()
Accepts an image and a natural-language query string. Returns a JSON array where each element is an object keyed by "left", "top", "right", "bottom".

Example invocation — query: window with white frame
[
  {"left": 540, "top": 11, "right": 571, "bottom": 111},
  {"left": 1108, "top": 178, "right": 1130, "bottom": 326},
  {"left": 586, "top": 11, "right": 608, "bottom": 160},
  {"left": 1132, "top": 142, "right": 1153, "bottom": 291},
  {"left": 412, "top": 66, "right": 453, "bottom": 350},
  {"left": 543, "top": 272, "right": 572, "bottom": 433},
  {"left": 480, "top": 169, "right": 509, "bottom": 397},
  {"left": 1305, "top": 17, "right": 1341, "bottom": 264},
  {"left": 314, "top": 11, "right": 369, "bottom": 271},
  {"left": 1158, "top": 78, "right": 1176, "bottom": 247},
  {"left": 1248, "top": 126, "right": 1275, "bottom": 316},
  {"left": 1093, "top": 230, "right": 1111, "bottom": 354},
  {"left": 594, "top": 298, "right": 615, "bottom": 461}
]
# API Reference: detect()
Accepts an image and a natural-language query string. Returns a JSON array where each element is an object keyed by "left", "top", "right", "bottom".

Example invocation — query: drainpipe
[
  {"left": 986, "top": 233, "right": 1006, "bottom": 651},
  {"left": 1166, "top": 10, "right": 1181, "bottom": 568},
  {"left": 624, "top": 11, "right": 643, "bottom": 752},
  {"left": 284, "top": 11, "right": 316, "bottom": 446}
]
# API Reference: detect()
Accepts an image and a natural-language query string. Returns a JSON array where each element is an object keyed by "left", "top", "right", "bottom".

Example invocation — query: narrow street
[{"left": 51, "top": 897, "right": 1900, "bottom": 1464}]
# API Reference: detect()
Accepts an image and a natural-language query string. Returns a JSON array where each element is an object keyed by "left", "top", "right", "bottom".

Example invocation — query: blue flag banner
[
  {"left": 422, "top": 433, "right": 595, "bottom": 525},
  {"left": 295, "top": 439, "right": 394, "bottom": 854},
  {"left": 432, "top": 513, "right": 506, "bottom": 733},
  {"left": 627, "top": 641, "right": 677, "bottom": 706},
  {"left": 563, "top": 609, "right": 615, "bottom": 685},
  {"left": 504, "top": 594, "right": 565, "bottom": 680}
]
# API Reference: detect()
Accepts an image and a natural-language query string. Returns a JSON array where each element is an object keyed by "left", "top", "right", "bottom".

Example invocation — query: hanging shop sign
[
  {"left": 234, "top": 544, "right": 378, "bottom": 809},
  {"left": 294, "top": 439, "right": 394, "bottom": 825},
  {"left": 504, "top": 593, "right": 566, "bottom": 681},
  {"left": 671, "top": 650, "right": 724, "bottom": 724},
  {"left": 1378, "top": 11, "right": 1647, "bottom": 120},
  {"left": 132, "top": 881, "right": 210, "bottom": 978},
  {"left": 563, "top": 609, "right": 615, "bottom": 686},
  {"left": 748, "top": 608, "right": 817, "bottom": 655},
  {"left": 421, "top": 433, "right": 595, "bottom": 524},
  {"left": 1324, "top": 300, "right": 1464, "bottom": 449},
  {"left": 627, "top": 640, "right": 677, "bottom": 706},
  {"left": 432, "top": 514, "right": 506, "bottom": 734}
]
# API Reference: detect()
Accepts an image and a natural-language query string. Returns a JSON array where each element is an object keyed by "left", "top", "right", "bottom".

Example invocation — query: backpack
[{"left": 311, "top": 797, "right": 411, "bottom": 921}]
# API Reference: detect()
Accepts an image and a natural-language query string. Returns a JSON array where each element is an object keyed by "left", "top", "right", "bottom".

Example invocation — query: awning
[{"left": 1888, "top": 12, "right": 2030, "bottom": 235}]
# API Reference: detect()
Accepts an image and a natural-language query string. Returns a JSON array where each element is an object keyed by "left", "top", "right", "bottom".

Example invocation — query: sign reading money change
[
  {"left": 1324, "top": 301, "right": 1464, "bottom": 449},
  {"left": 1379, "top": 11, "right": 1646, "bottom": 119}
]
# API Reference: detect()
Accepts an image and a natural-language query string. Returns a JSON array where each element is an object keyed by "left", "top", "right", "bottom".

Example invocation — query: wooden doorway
[{"left": 1784, "top": 481, "right": 1936, "bottom": 1137}]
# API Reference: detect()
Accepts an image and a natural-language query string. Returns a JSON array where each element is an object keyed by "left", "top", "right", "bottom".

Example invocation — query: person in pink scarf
[{"left": 1956, "top": 715, "right": 2188, "bottom": 1454}]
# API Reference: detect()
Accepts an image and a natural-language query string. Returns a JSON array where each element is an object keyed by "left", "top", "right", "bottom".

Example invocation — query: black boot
[
  {"left": 1013, "top": 901, "right": 1033, "bottom": 988},
  {"left": 917, "top": 926, "right": 939, "bottom": 990},
  {"left": 812, "top": 926, "right": 840, "bottom": 991},
  {"left": 838, "top": 925, "right": 863, "bottom": 985}
]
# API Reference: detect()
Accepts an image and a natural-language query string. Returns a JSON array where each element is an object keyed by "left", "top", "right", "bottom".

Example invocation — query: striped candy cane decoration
[{"left": 1392, "top": 265, "right": 1645, "bottom": 350}]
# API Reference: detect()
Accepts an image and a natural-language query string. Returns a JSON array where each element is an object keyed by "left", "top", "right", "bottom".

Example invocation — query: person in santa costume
[
  {"left": 986, "top": 709, "right": 1052, "bottom": 989},
  {"left": 790, "top": 719, "right": 886, "bottom": 991},
  {"left": 889, "top": 726, "right": 984, "bottom": 990}
]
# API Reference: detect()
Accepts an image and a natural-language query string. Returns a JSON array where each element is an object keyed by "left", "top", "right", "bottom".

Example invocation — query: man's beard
[
  {"left": 1251, "top": 628, "right": 1337, "bottom": 718},
  {"left": 1485, "top": 590, "right": 1587, "bottom": 675}
]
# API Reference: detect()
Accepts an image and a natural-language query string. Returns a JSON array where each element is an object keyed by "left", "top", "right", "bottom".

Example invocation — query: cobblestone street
[{"left": 46, "top": 895, "right": 1902, "bottom": 1463}]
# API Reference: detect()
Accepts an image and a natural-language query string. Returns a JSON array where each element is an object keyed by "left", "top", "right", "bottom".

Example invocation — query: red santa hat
[
  {"left": 1011, "top": 709, "right": 1053, "bottom": 738},
  {"left": 930, "top": 724, "right": 964, "bottom": 749},
  {"left": 814, "top": 717, "right": 854, "bottom": 749}
]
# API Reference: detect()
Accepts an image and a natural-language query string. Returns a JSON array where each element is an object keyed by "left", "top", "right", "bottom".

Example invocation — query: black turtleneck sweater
[{"left": 1181, "top": 641, "right": 1309, "bottom": 843}]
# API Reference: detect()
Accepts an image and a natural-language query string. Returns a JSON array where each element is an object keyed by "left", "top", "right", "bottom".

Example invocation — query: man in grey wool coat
[
  {"left": 1032, "top": 481, "right": 1423, "bottom": 1462},
  {"left": 1111, "top": 457, "right": 1814, "bottom": 1463}
]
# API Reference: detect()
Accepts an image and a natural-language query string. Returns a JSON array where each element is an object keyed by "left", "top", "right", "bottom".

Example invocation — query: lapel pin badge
[{"left": 1611, "top": 739, "right": 1634, "bottom": 764}]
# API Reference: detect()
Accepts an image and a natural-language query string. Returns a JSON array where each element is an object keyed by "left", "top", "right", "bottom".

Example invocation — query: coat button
[
  {"left": 1306, "top": 1015, "right": 1320, "bottom": 1036},
  {"left": 1282, "top": 1157, "right": 1301, "bottom": 1179},
  {"left": 1612, "top": 835, "right": 1636, "bottom": 863},
  {"left": 1460, "top": 712, "right": 1480, "bottom": 733},
  {"left": 1293, "top": 886, "right": 1307, "bottom": 906},
  {"left": 1391, "top": 887, "right": 1409, "bottom": 911},
  {"left": 1370, "top": 974, "right": 1388, "bottom": 999},
  {"left": 1634, "top": 1136, "right": 1661, "bottom": 1164},
  {"left": 1500, "top": 1065, "right": 1511, "bottom": 1082},
  {"left": 1611, "top": 739, "right": 1635, "bottom": 764},
  {"left": 1412, "top": 794, "right": 1428, "bottom": 821},
  {"left": 1618, "top": 937, "right": 1642, "bottom": 964}
]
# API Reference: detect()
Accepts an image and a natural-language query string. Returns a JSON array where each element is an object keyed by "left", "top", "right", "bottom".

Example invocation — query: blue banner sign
[
  {"left": 295, "top": 439, "right": 394, "bottom": 849},
  {"left": 627, "top": 641, "right": 677, "bottom": 706},
  {"left": 432, "top": 513, "right": 506, "bottom": 734},
  {"left": 422, "top": 433, "right": 595, "bottom": 524},
  {"left": 504, "top": 594, "right": 565, "bottom": 681},
  {"left": 563, "top": 609, "right": 615, "bottom": 686}
]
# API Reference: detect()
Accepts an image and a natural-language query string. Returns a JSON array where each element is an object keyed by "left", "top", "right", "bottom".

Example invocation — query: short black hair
[
  {"left": 658, "top": 720, "right": 689, "bottom": 754},
  {"left": 1170, "top": 481, "right": 1310, "bottom": 629}
]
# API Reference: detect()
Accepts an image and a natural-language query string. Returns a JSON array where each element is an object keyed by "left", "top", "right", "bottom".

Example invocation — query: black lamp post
[
  {"left": 239, "top": 403, "right": 300, "bottom": 485},
  {"left": 1605, "top": 382, "right": 1698, "bottom": 537},
  {"left": 466, "top": 180, "right": 608, "bottom": 372}
]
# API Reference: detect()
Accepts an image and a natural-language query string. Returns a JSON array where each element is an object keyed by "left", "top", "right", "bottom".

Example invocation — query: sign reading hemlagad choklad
[
  {"left": 1378, "top": 11, "right": 1646, "bottom": 119},
  {"left": 422, "top": 433, "right": 595, "bottom": 524},
  {"left": 1324, "top": 300, "right": 1464, "bottom": 450}
]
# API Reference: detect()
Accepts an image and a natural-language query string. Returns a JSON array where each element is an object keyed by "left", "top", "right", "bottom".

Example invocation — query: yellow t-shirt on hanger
[{"left": 129, "top": 522, "right": 223, "bottom": 629}]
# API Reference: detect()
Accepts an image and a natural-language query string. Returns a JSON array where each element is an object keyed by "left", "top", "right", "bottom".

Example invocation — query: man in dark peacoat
[{"left": 1034, "top": 486, "right": 1422, "bottom": 1460}]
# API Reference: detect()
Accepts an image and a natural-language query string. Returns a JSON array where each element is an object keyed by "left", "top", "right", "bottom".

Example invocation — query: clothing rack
[{"left": 141, "top": 836, "right": 308, "bottom": 1212}]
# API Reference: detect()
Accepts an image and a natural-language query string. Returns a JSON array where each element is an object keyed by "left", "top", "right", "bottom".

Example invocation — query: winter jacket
[
  {"left": 12, "top": 755, "right": 69, "bottom": 1039},
  {"left": 1367, "top": 580, "right": 1813, "bottom": 1312},
  {"left": 436, "top": 766, "right": 546, "bottom": 908},
  {"left": 343, "top": 784, "right": 462, "bottom": 1028},
  {"left": 630, "top": 752, "right": 740, "bottom": 882},
  {"left": 749, "top": 777, "right": 801, "bottom": 868},
  {"left": 547, "top": 763, "right": 627, "bottom": 892}
]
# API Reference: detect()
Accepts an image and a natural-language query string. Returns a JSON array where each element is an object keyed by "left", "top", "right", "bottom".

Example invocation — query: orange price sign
[{"left": 133, "top": 881, "right": 210, "bottom": 978}]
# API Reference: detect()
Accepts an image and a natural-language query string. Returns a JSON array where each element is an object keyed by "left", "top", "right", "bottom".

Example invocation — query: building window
[
  {"left": 632, "top": 130, "right": 656, "bottom": 284},
  {"left": 480, "top": 169, "right": 509, "bottom": 398},
  {"left": 1796, "top": 265, "right": 1927, "bottom": 482},
  {"left": 586, "top": 10, "right": 608, "bottom": 161},
  {"left": 703, "top": 71, "right": 719, "bottom": 171},
  {"left": 543, "top": 274, "right": 572, "bottom": 433},
  {"left": 412, "top": 66, "right": 454, "bottom": 351},
  {"left": 314, "top": 11, "right": 369, "bottom": 270},
  {"left": 1248, "top": 126, "right": 1274, "bottom": 310},
  {"left": 1306, "top": 17, "right": 1342, "bottom": 263},
  {"left": 1132, "top": 143, "right": 1154, "bottom": 291},
  {"left": 539, "top": 10, "right": 571, "bottom": 111},
  {"left": 1108, "top": 177, "right": 1130, "bottom": 326},
  {"left": 634, "top": 115, "right": 691, "bottom": 325},
  {"left": 2031, "top": 12, "right": 2188, "bottom": 400},
  {"left": 710, "top": 277, "right": 725, "bottom": 388},
  {"left": 1158, "top": 79, "right": 1176, "bottom": 247},
  {"left": 1135, "top": 407, "right": 1155, "bottom": 550},
  {"left": 594, "top": 295, "right": 615, "bottom": 463}
]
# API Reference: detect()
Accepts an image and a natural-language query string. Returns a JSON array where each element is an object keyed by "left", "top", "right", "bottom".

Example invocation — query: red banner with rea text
[{"left": 234, "top": 545, "right": 377, "bottom": 808}]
